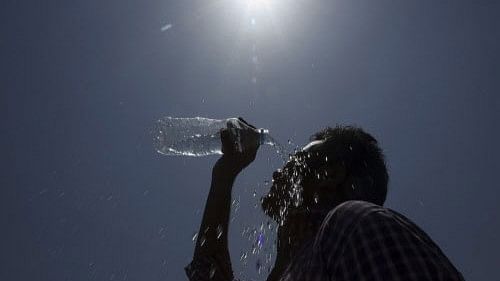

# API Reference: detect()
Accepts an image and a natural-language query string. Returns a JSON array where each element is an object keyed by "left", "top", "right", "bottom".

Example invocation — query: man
[{"left": 186, "top": 118, "right": 464, "bottom": 281}]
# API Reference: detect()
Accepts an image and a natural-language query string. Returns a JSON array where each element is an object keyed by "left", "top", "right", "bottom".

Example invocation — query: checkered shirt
[{"left": 186, "top": 200, "right": 464, "bottom": 281}]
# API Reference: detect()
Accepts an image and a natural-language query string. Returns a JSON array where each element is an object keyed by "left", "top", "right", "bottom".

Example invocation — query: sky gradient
[{"left": 1, "top": 0, "right": 499, "bottom": 280}]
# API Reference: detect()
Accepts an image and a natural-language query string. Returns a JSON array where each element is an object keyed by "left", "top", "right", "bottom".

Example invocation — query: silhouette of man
[{"left": 186, "top": 118, "right": 464, "bottom": 281}]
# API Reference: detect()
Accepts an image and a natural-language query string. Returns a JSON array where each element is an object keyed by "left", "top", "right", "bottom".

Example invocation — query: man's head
[{"left": 261, "top": 125, "right": 389, "bottom": 223}]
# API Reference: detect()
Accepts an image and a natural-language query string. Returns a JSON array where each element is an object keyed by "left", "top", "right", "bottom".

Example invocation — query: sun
[
  {"left": 245, "top": 0, "right": 272, "bottom": 12},
  {"left": 248, "top": 0, "right": 270, "bottom": 4}
]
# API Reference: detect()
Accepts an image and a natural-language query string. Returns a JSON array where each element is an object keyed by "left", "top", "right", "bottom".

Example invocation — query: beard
[
  {"left": 261, "top": 179, "right": 306, "bottom": 224},
  {"left": 262, "top": 154, "right": 321, "bottom": 222},
  {"left": 261, "top": 183, "right": 284, "bottom": 222}
]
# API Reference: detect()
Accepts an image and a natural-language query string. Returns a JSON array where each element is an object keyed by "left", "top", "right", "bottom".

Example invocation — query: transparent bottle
[{"left": 153, "top": 117, "right": 275, "bottom": 156}]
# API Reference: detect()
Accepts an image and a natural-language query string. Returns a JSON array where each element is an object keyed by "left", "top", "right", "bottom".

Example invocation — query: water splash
[{"left": 216, "top": 225, "right": 223, "bottom": 240}]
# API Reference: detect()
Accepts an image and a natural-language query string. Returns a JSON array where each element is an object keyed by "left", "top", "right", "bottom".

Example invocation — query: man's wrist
[{"left": 213, "top": 156, "right": 244, "bottom": 178}]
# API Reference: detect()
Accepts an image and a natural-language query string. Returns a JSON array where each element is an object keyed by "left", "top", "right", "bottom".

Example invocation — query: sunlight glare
[{"left": 245, "top": 0, "right": 272, "bottom": 12}]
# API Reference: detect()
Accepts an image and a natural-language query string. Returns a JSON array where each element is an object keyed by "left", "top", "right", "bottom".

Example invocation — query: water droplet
[
  {"left": 266, "top": 253, "right": 272, "bottom": 263},
  {"left": 257, "top": 233, "right": 265, "bottom": 247},
  {"left": 313, "top": 193, "right": 319, "bottom": 204},
  {"left": 349, "top": 145, "right": 353, "bottom": 151},
  {"left": 209, "top": 266, "right": 216, "bottom": 278},
  {"left": 252, "top": 246, "right": 258, "bottom": 254},
  {"left": 240, "top": 251, "right": 248, "bottom": 261},
  {"left": 351, "top": 184, "right": 356, "bottom": 190},
  {"left": 191, "top": 232, "right": 198, "bottom": 242},
  {"left": 216, "top": 225, "right": 223, "bottom": 239},
  {"left": 256, "top": 259, "right": 262, "bottom": 274}
]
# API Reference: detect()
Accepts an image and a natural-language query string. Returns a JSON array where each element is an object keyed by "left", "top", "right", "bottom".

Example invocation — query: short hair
[{"left": 309, "top": 125, "right": 389, "bottom": 206}]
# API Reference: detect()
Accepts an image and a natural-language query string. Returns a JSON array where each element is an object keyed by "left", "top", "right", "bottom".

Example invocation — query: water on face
[{"left": 235, "top": 149, "right": 319, "bottom": 279}]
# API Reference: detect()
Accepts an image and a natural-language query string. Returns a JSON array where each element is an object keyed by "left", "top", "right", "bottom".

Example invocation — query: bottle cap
[{"left": 259, "top": 128, "right": 269, "bottom": 144}]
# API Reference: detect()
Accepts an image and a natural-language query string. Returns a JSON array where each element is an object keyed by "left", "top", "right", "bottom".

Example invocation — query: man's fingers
[
  {"left": 222, "top": 118, "right": 261, "bottom": 157},
  {"left": 220, "top": 127, "right": 240, "bottom": 155}
]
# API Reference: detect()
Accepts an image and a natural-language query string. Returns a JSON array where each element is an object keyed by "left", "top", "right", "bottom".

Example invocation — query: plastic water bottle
[{"left": 153, "top": 117, "right": 275, "bottom": 156}]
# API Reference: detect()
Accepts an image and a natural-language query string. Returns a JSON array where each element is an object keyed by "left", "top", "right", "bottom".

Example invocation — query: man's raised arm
[{"left": 186, "top": 119, "right": 260, "bottom": 281}]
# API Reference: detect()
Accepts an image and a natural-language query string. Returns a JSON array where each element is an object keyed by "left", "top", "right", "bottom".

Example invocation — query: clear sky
[{"left": 1, "top": 0, "right": 499, "bottom": 280}]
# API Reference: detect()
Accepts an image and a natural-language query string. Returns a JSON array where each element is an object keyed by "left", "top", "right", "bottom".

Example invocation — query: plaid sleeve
[
  {"left": 185, "top": 252, "right": 235, "bottom": 281},
  {"left": 315, "top": 201, "right": 464, "bottom": 281}
]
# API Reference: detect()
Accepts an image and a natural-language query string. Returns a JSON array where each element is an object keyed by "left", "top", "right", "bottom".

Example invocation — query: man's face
[{"left": 261, "top": 140, "right": 327, "bottom": 223}]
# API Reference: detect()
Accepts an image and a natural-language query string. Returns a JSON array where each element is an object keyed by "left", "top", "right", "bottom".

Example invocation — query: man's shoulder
[
  {"left": 314, "top": 202, "right": 465, "bottom": 280},
  {"left": 331, "top": 200, "right": 384, "bottom": 214},
  {"left": 313, "top": 201, "right": 385, "bottom": 249},
  {"left": 317, "top": 200, "right": 418, "bottom": 241},
  {"left": 322, "top": 200, "right": 385, "bottom": 228}
]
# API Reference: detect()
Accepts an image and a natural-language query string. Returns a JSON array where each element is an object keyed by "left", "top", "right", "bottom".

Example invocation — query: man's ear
[
  {"left": 320, "top": 163, "right": 347, "bottom": 188},
  {"left": 316, "top": 163, "right": 356, "bottom": 206}
]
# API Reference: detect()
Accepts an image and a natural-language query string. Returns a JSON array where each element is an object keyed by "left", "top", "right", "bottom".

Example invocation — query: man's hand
[
  {"left": 190, "top": 117, "right": 261, "bottom": 281},
  {"left": 219, "top": 117, "right": 261, "bottom": 174}
]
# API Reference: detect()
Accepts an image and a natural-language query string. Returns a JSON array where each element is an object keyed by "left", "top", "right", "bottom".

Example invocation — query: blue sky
[{"left": 1, "top": 0, "right": 499, "bottom": 280}]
